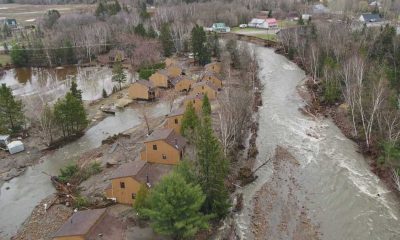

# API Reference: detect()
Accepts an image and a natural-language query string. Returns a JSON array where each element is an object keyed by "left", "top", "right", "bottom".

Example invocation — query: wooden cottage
[
  {"left": 167, "top": 65, "right": 183, "bottom": 78},
  {"left": 128, "top": 80, "right": 157, "bottom": 100},
  {"left": 183, "top": 94, "right": 204, "bottom": 112},
  {"left": 52, "top": 208, "right": 124, "bottom": 240},
  {"left": 149, "top": 70, "right": 170, "bottom": 88},
  {"left": 201, "top": 71, "right": 222, "bottom": 89},
  {"left": 105, "top": 161, "right": 172, "bottom": 205},
  {"left": 171, "top": 76, "right": 192, "bottom": 92},
  {"left": 164, "top": 107, "right": 185, "bottom": 134},
  {"left": 140, "top": 128, "right": 186, "bottom": 165},
  {"left": 205, "top": 62, "right": 222, "bottom": 73},
  {"left": 191, "top": 82, "right": 219, "bottom": 100}
]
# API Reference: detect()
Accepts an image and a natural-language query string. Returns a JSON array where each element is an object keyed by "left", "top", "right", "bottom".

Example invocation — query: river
[
  {"left": 235, "top": 44, "right": 400, "bottom": 239},
  {"left": 0, "top": 65, "right": 170, "bottom": 238}
]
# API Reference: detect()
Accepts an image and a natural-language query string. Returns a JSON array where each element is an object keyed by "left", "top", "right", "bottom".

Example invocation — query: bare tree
[
  {"left": 391, "top": 168, "right": 400, "bottom": 192},
  {"left": 138, "top": 105, "right": 153, "bottom": 136}
]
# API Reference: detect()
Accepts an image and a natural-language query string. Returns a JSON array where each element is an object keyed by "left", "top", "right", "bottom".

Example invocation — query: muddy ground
[{"left": 251, "top": 146, "right": 320, "bottom": 240}]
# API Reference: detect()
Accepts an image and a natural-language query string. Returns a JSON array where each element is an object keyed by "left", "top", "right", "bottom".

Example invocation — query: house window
[
  {"left": 162, "top": 154, "right": 167, "bottom": 159},
  {"left": 193, "top": 100, "right": 195, "bottom": 103},
  {"left": 120, "top": 182, "right": 125, "bottom": 189},
  {"left": 132, "top": 193, "right": 136, "bottom": 199},
  {"left": 153, "top": 144, "right": 157, "bottom": 150},
  {"left": 202, "top": 86, "right": 204, "bottom": 90},
  {"left": 174, "top": 118, "right": 179, "bottom": 124}
]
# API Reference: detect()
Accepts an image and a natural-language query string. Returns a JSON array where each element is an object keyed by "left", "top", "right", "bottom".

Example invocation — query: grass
[
  {"left": 277, "top": 20, "right": 298, "bottom": 28},
  {"left": 252, "top": 34, "right": 278, "bottom": 42},
  {"left": 0, "top": 54, "right": 11, "bottom": 66},
  {"left": 231, "top": 27, "right": 266, "bottom": 33}
]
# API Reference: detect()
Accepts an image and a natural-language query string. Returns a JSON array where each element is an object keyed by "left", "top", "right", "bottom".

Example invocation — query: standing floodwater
[{"left": 236, "top": 44, "right": 400, "bottom": 239}]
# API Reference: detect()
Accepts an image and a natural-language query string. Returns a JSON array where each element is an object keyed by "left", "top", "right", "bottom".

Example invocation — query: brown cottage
[
  {"left": 128, "top": 80, "right": 157, "bottom": 100},
  {"left": 52, "top": 208, "right": 124, "bottom": 240},
  {"left": 165, "top": 58, "right": 178, "bottom": 67},
  {"left": 183, "top": 94, "right": 204, "bottom": 112},
  {"left": 171, "top": 76, "right": 193, "bottom": 92},
  {"left": 167, "top": 65, "right": 183, "bottom": 78},
  {"left": 140, "top": 128, "right": 186, "bottom": 165},
  {"left": 204, "top": 62, "right": 222, "bottom": 73},
  {"left": 164, "top": 107, "right": 185, "bottom": 134},
  {"left": 105, "top": 161, "right": 172, "bottom": 205},
  {"left": 201, "top": 71, "right": 223, "bottom": 89},
  {"left": 191, "top": 82, "right": 219, "bottom": 100},
  {"left": 149, "top": 70, "right": 170, "bottom": 88}
]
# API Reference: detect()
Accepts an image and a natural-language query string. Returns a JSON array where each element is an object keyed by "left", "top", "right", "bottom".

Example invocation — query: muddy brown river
[{"left": 235, "top": 44, "right": 400, "bottom": 239}]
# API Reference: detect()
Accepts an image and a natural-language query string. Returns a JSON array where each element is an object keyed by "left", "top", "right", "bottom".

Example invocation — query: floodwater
[
  {"left": 235, "top": 45, "right": 400, "bottom": 239},
  {"left": 0, "top": 66, "right": 129, "bottom": 101},
  {"left": 0, "top": 102, "right": 171, "bottom": 239}
]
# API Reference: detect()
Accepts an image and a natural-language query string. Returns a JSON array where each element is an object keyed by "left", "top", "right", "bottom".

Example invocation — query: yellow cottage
[
  {"left": 164, "top": 107, "right": 185, "bottom": 134},
  {"left": 201, "top": 71, "right": 222, "bottom": 89},
  {"left": 171, "top": 76, "right": 193, "bottom": 92},
  {"left": 191, "top": 82, "right": 219, "bottom": 100},
  {"left": 204, "top": 62, "right": 222, "bottom": 73},
  {"left": 167, "top": 65, "right": 183, "bottom": 78},
  {"left": 140, "top": 128, "right": 187, "bottom": 165},
  {"left": 128, "top": 80, "right": 157, "bottom": 100},
  {"left": 183, "top": 94, "right": 204, "bottom": 112},
  {"left": 149, "top": 70, "right": 170, "bottom": 88}
]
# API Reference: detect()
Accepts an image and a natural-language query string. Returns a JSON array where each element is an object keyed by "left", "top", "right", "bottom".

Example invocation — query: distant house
[
  {"left": 359, "top": 13, "right": 382, "bottom": 23},
  {"left": 171, "top": 76, "right": 192, "bottom": 92},
  {"left": 167, "top": 65, "right": 183, "bottom": 78},
  {"left": 105, "top": 161, "right": 172, "bottom": 205},
  {"left": 211, "top": 23, "right": 231, "bottom": 33},
  {"left": 184, "top": 94, "right": 204, "bottom": 112},
  {"left": 313, "top": 4, "right": 329, "bottom": 14},
  {"left": 248, "top": 17, "right": 277, "bottom": 29},
  {"left": 128, "top": 80, "right": 157, "bottom": 100},
  {"left": 0, "top": 18, "right": 17, "bottom": 29},
  {"left": 149, "top": 70, "right": 170, "bottom": 88},
  {"left": 201, "top": 71, "right": 222, "bottom": 89},
  {"left": 52, "top": 208, "right": 124, "bottom": 240},
  {"left": 97, "top": 49, "right": 125, "bottom": 64},
  {"left": 140, "top": 128, "right": 187, "bottom": 165},
  {"left": 287, "top": 12, "right": 300, "bottom": 21},
  {"left": 165, "top": 107, "right": 185, "bottom": 134},
  {"left": 205, "top": 62, "right": 222, "bottom": 73},
  {"left": 302, "top": 14, "right": 312, "bottom": 21},
  {"left": 191, "top": 81, "right": 219, "bottom": 100}
]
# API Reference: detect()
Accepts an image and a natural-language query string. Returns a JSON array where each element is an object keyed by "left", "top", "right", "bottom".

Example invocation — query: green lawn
[
  {"left": 277, "top": 20, "right": 298, "bottom": 28},
  {"left": 0, "top": 54, "right": 11, "bottom": 66},
  {"left": 252, "top": 34, "right": 278, "bottom": 42},
  {"left": 231, "top": 27, "right": 265, "bottom": 33}
]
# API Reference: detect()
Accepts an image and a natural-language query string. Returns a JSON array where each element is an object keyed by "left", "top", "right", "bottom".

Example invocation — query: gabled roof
[
  {"left": 167, "top": 107, "right": 185, "bottom": 117},
  {"left": 110, "top": 160, "right": 147, "bottom": 180},
  {"left": 185, "top": 93, "right": 204, "bottom": 101},
  {"left": 156, "top": 69, "right": 169, "bottom": 76},
  {"left": 201, "top": 71, "right": 221, "bottom": 80},
  {"left": 136, "top": 163, "right": 174, "bottom": 186},
  {"left": 193, "top": 81, "right": 219, "bottom": 91},
  {"left": 361, "top": 13, "right": 382, "bottom": 22},
  {"left": 170, "top": 76, "right": 190, "bottom": 86},
  {"left": 134, "top": 79, "right": 155, "bottom": 89},
  {"left": 144, "top": 128, "right": 186, "bottom": 151},
  {"left": 213, "top": 23, "right": 227, "bottom": 28},
  {"left": 53, "top": 208, "right": 106, "bottom": 238}
]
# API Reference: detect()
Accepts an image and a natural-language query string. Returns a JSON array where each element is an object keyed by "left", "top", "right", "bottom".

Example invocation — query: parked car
[{"left": 239, "top": 24, "right": 248, "bottom": 28}]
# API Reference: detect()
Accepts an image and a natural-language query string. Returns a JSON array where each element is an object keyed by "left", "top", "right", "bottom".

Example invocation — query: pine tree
[
  {"left": 298, "top": 15, "right": 304, "bottom": 25},
  {"left": 191, "top": 25, "right": 211, "bottom": 65},
  {"left": 95, "top": 1, "right": 107, "bottom": 19},
  {"left": 10, "top": 44, "right": 29, "bottom": 67},
  {"left": 160, "top": 23, "right": 174, "bottom": 57},
  {"left": 180, "top": 102, "right": 199, "bottom": 140},
  {"left": 0, "top": 84, "right": 24, "bottom": 133},
  {"left": 134, "top": 23, "right": 147, "bottom": 37},
  {"left": 112, "top": 61, "right": 127, "bottom": 90},
  {"left": 102, "top": 88, "right": 108, "bottom": 98},
  {"left": 142, "top": 173, "right": 210, "bottom": 239},
  {"left": 133, "top": 184, "right": 149, "bottom": 217},
  {"left": 147, "top": 25, "right": 157, "bottom": 38},
  {"left": 70, "top": 80, "right": 82, "bottom": 102},
  {"left": 202, "top": 94, "right": 211, "bottom": 116},
  {"left": 195, "top": 116, "right": 230, "bottom": 218}
]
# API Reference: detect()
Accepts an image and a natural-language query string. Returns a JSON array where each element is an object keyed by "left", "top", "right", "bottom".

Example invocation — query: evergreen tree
[
  {"left": 102, "top": 88, "right": 108, "bottom": 98},
  {"left": 0, "top": 84, "right": 24, "bottom": 133},
  {"left": 133, "top": 184, "right": 149, "bottom": 216},
  {"left": 208, "top": 32, "right": 220, "bottom": 59},
  {"left": 43, "top": 9, "right": 61, "bottom": 29},
  {"left": 95, "top": 0, "right": 107, "bottom": 19},
  {"left": 147, "top": 25, "right": 157, "bottom": 38},
  {"left": 142, "top": 173, "right": 210, "bottom": 239},
  {"left": 134, "top": 23, "right": 147, "bottom": 37},
  {"left": 180, "top": 102, "right": 199, "bottom": 140},
  {"left": 195, "top": 116, "right": 230, "bottom": 218},
  {"left": 109, "top": 0, "right": 122, "bottom": 15},
  {"left": 64, "top": 40, "right": 76, "bottom": 65},
  {"left": 10, "top": 44, "right": 29, "bottom": 67},
  {"left": 202, "top": 94, "right": 211, "bottom": 116},
  {"left": 298, "top": 15, "right": 304, "bottom": 25},
  {"left": 70, "top": 80, "right": 82, "bottom": 102},
  {"left": 112, "top": 61, "right": 127, "bottom": 90},
  {"left": 139, "top": 1, "right": 150, "bottom": 19},
  {"left": 268, "top": 10, "right": 272, "bottom": 18},
  {"left": 160, "top": 23, "right": 174, "bottom": 57},
  {"left": 191, "top": 25, "right": 211, "bottom": 65}
]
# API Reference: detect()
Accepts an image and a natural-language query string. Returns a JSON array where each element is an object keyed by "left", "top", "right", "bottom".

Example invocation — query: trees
[
  {"left": 142, "top": 173, "right": 210, "bottom": 240},
  {"left": 195, "top": 116, "right": 230, "bottom": 218},
  {"left": 202, "top": 94, "right": 211, "bottom": 116},
  {"left": 40, "top": 104, "right": 55, "bottom": 146},
  {"left": 10, "top": 44, "right": 29, "bottom": 67},
  {"left": 112, "top": 61, "right": 127, "bottom": 90},
  {"left": 43, "top": 9, "right": 61, "bottom": 29},
  {"left": 54, "top": 92, "right": 87, "bottom": 138},
  {"left": 70, "top": 80, "right": 82, "bottom": 102},
  {"left": 180, "top": 102, "right": 199, "bottom": 139},
  {"left": 134, "top": 23, "right": 147, "bottom": 37},
  {"left": 160, "top": 23, "right": 175, "bottom": 57},
  {"left": 0, "top": 84, "right": 24, "bottom": 133},
  {"left": 191, "top": 25, "right": 210, "bottom": 66}
]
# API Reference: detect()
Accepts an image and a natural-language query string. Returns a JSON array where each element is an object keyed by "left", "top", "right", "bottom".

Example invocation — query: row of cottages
[{"left": 52, "top": 208, "right": 125, "bottom": 240}]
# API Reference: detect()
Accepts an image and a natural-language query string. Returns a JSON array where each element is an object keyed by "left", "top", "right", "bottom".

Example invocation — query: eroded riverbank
[{"left": 234, "top": 44, "right": 400, "bottom": 240}]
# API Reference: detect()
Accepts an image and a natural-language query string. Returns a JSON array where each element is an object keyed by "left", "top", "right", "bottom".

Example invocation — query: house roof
[
  {"left": 170, "top": 76, "right": 190, "bottom": 86},
  {"left": 110, "top": 160, "right": 147, "bottom": 180},
  {"left": 266, "top": 18, "right": 277, "bottom": 24},
  {"left": 156, "top": 69, "right": 169, "bottom": 76},
  {"left": 361, "top": 13, "right": 382, "bottom": 22},
  {"left": 185, "top": 93, "right": 204, "bottom": 101},
  {"left": 205, "top": 62, "right": 220, "bottom": 68},
  {"left": 134, "top": 79, "right": 155, "bottom": 89},
  {"left": 213, "top": 23, "right": 227, "bottom": 28},
  {"left": 249, "top": 18, "right": 266, "bottom": 24},
  {"left": 53, "top": 208, "right": 106, "bottom": 238},
  {"left": 193, "top": 81, "right": 219, "bottom": 91},
  {"left": 202, "top": 71, "right": 221, "bottom": 79},
  {"left": 136, "top": 163, "right": 174, "bottom": 186},
  {"left": 144, "top": 128, "right": 186, "bottom": 151},
  {"left": 167, "top": 107, "right": 185, "bottom": 117}
]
